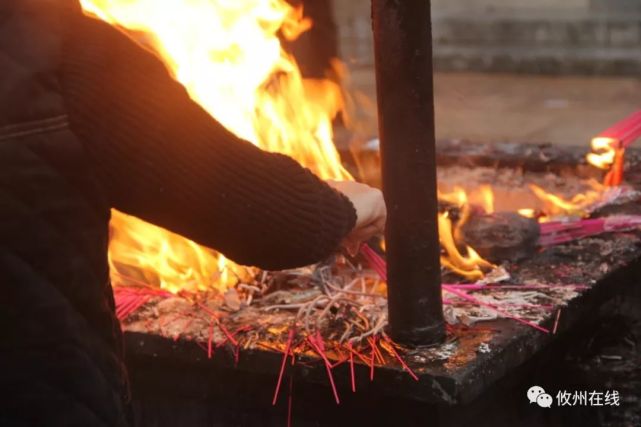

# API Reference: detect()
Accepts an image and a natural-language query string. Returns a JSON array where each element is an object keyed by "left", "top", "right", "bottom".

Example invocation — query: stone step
[
  {"left": 334, "top": 3, "right": 641, "bottom": 75},
  {"left": 433, "top": 44, "right": 641, "bottom": 75},
  {"left": 433, "top": 13, "right": 641, "bottom": 48}
]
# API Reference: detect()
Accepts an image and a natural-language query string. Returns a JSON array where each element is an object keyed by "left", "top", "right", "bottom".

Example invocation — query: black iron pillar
[{"left": 371, "top": 0, "right": 445, "bottom": 345}]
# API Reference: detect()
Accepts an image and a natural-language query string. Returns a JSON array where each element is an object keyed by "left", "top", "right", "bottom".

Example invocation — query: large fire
[
  {"left": 81, "top": 0, "right": 351, "bottom": 293},
  {"left": 80, "top": 0, "right": 611, "bottom": 291}
]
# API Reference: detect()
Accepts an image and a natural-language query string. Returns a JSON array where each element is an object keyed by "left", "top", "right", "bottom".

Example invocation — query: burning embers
[{"left": 433, "top": 174, "right": 638, "bottom": 279}]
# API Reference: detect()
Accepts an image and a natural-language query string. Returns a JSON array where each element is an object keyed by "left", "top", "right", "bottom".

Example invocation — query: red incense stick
[
  {"left": 307, "top": 334, "right": 340, "bottom": 404},
  {"left": 594, "top": 111, "right": 641, "bottom": 185},
  {"left": 597, "top": 110, "right": 641, "bottom": 147},
  {"left": 382, "top": 335, "right": 419, "bottom": 381},
  {"left": 347, "top": 342, "right": 356, "bottom": 392},
  {"left": 272, "top": 328, "right": 295, "bottom": 405}
]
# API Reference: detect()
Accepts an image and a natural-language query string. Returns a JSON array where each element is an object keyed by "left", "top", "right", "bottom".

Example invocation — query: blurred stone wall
[{"left": 332, "top": 0, "right": 641, "bottom": 75}]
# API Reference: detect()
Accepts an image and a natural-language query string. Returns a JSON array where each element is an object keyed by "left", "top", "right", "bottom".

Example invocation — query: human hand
[{"left": 326, "top": 180, "right": 386, "bottom": 255}]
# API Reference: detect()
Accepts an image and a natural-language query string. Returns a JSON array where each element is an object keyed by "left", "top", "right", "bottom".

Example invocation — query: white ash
[
  {"left": 155, "top": 297, "right": 193, "bottom": 315},
  {"left": 446, "top": 306, "right": 498, "bottom": 326},
  {"left": 223, "top": 288, "right": 241, "bottom": 311},
  {"left": 443, "top": 285, "right": 581, "bottom": 327},
  {"left": 586, "top": 185, "right": 640, "bottom": 214},
  {"left": 426, "top": 342, "right": 458, "bottom": 361},
  {"left": 477, "top": 343, "right": 491, "bottom": 354},
  {"left": 475, "top": 265, "right": 511, "bottom": 285}
]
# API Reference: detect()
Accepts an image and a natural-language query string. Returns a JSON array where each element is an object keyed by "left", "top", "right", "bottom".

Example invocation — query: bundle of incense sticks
[
  {"left": 598, "top": 110, "right": 641, "bottom": 149},
  {"left": 538, "top": 215, "right": 641, "bottom": 246},
  {"left": 359, "top": 244, "right": 550, "bottom": 333},
  {"left": 360, "top": 243, "right": 388, "bottom": 281},
  {"left": 114, "top": 286, "right": 172, "bottom": 320},
  {"left": 595, "top": 110, "right": 641, "bottom": 186}
]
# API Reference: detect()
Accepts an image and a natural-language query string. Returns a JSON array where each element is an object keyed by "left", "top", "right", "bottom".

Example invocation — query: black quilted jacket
[{"left": 0, "top": 1, "right": 355, "bottom": 425}]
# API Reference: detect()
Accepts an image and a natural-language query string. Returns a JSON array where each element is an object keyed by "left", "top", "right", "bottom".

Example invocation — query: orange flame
[
  {"left": 587, "top": 136, "right": 626, "bottom": 186},
  {"left": 438, "top": 186, "right": 468, "bottom": 208},
  {"left": 528, "top": 180, "right": 604, "bottom": 218},
  {"left": 437, "top": 186, "right": 495, "bottom": 280},
  {"left": 479, "top": 185, "right": 494, "bottom": 214},
  {"left": 108, "top": 212, "right": 253, "bottom": 293},
  {"left": 81, "top": 0, "right": 351, "bottom": 293},
  {"left": 438, "top": 211, "right": 494, "bottom": 281},
  {"left": 587, "top": 137, "right": 618, "bottom": 170}
]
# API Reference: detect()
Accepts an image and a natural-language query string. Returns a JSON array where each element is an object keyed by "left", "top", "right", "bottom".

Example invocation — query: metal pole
[{"left": 371, "top": 0, "right": 445, "bottom": 345}]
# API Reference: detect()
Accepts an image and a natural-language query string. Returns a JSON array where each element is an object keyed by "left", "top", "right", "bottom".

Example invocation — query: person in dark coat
[{"left": 0, "top": 1, "right": 386, "bottom": 425}]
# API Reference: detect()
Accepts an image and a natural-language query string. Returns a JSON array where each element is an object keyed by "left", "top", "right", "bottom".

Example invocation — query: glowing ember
[{"left": 81, "top": 0, "right": 351, "bottom": 293}]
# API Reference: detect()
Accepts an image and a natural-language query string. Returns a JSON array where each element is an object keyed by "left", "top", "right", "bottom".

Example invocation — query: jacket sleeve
[{"left": 58, "top": 10, "right": 356, "bottom": 270}]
